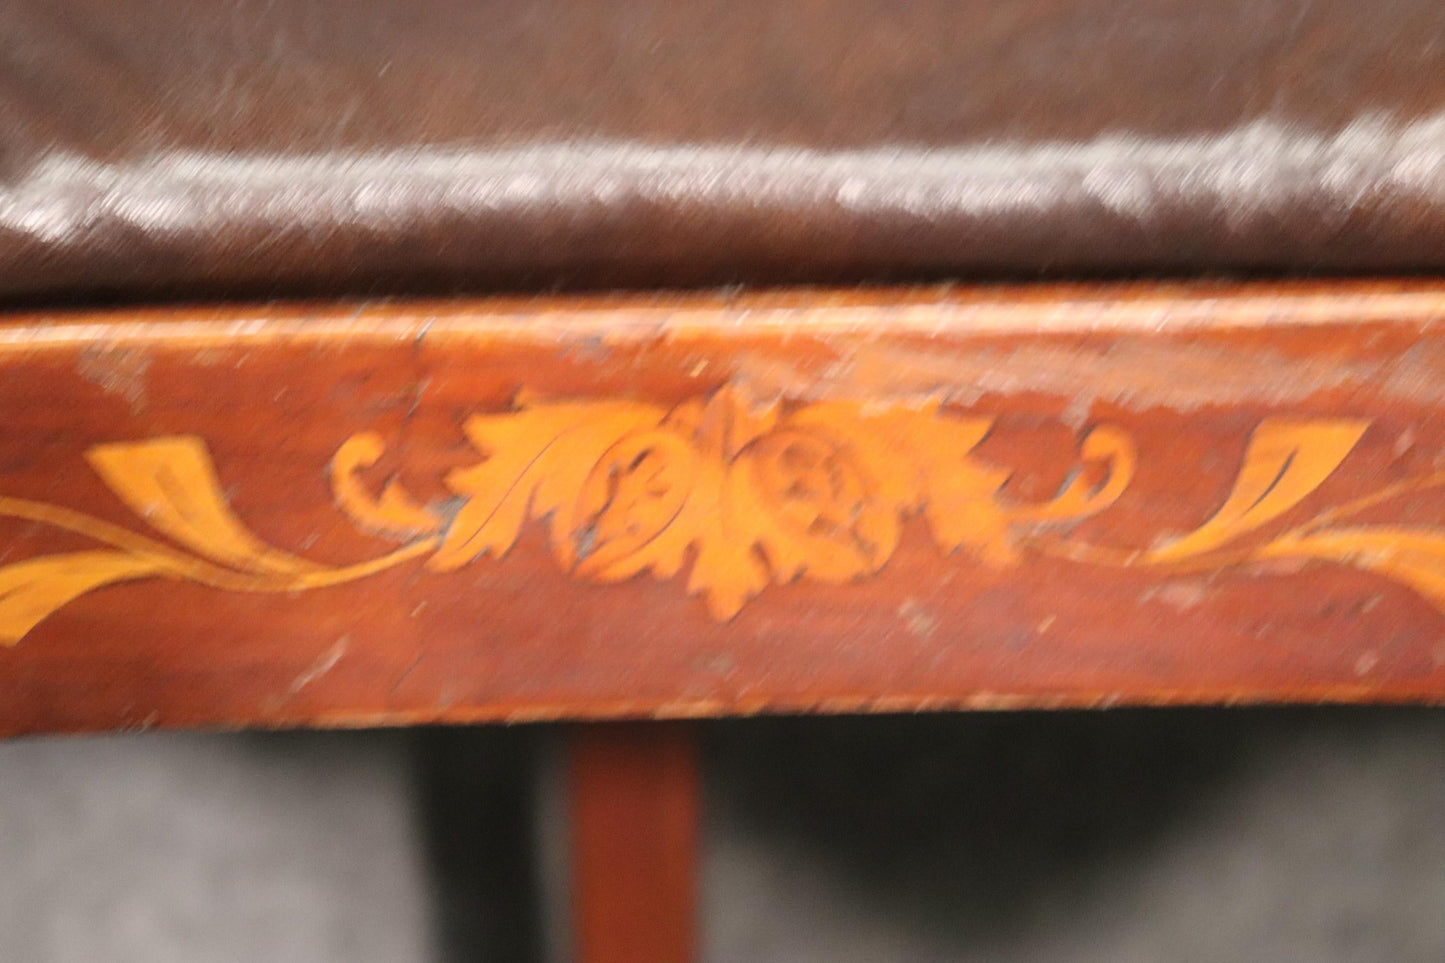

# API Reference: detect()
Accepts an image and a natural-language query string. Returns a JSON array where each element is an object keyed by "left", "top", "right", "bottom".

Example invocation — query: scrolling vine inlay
[{"left": 2, "top": 387, "right": 1443, "bottom": 644}]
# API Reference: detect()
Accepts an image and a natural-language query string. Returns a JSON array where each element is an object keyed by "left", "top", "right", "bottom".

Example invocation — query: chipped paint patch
[
  {"left": 898, "top": 598, "right": 939, "bottom": 639},
  {"left": 734, "top": 338, "right": 1445, "bottom": 412},
  {"left": 1142, "top": 580, "right": 1212, "bottom": 611},
  {"left": 76, "top": 345, "right": 150, "bottom": 414}
]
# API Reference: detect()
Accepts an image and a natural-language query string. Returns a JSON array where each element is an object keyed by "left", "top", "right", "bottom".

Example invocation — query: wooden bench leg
[{"left": 568, "top": 722, "right": 700, "bottom": 963}]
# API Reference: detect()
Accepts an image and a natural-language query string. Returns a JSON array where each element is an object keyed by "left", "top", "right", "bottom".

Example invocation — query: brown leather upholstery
[{"left": 5, "top": 0, "right": 1445, "bottom": 303}]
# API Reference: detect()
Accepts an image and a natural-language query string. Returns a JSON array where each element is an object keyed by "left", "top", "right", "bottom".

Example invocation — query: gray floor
[{"left": 0, "top": 710, "right": 1441, "bottom": 962}]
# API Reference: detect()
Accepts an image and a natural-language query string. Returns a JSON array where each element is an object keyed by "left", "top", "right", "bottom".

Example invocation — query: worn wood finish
[
  {"left": 3, "top": 282, "right": 1445, "bottom": 735},
  {"left": 569, "top": 723, "right": 699, "bottom": 963}
]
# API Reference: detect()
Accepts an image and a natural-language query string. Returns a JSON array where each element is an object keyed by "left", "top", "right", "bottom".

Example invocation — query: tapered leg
[{"left": 568, "top": 722, "right": 700, "bottom": 963}]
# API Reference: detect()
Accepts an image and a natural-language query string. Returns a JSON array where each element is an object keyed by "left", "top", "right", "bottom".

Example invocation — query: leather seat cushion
[{"left": 5, "top": 0, "right": 1445, "bottom": 303}]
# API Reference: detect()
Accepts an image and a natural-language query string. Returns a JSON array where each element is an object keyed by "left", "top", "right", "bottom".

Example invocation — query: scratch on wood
[{"left": 290, "top": 636, "right": 349, "bottom": 694}]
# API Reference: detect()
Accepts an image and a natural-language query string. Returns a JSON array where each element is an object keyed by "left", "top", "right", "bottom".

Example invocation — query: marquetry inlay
[{"left": 0, "top": 386, "right": 1438, "bottom": 643}]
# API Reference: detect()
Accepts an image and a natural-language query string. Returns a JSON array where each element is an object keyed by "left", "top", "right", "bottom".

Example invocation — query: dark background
[{"left": 1, "top": 708, "right": 1441, "bottom": 961}]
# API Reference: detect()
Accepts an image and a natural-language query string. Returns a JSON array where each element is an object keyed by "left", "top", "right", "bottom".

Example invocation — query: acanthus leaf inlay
[{"left": 0, "top": 387, "right": 1441, "bottom": 644}]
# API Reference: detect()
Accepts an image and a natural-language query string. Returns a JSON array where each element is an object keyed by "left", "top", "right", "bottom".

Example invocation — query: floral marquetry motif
[
  {"left": 422, "top": 388, "right": 1126, "bottom": 618},
  {"left": 2, "top": 386, "right": 1445, "bottom": 644}
]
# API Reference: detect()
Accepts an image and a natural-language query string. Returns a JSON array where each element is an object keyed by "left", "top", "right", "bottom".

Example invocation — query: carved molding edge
[{"left": 2, "top": 386, "right": 1442, "bottom": 644}]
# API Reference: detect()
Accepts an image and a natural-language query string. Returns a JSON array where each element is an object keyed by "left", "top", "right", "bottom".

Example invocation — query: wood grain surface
[
  {"left": 570, "top": 723, "right": 698, "bottom": 963},
  {"left": 3, "top": 282, "right": 1445, "bottom": 735}
]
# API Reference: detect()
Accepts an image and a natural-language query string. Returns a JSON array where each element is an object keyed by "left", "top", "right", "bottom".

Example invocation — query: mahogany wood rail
[
  {"left": 5, "top": 281, "right": 1445, "bottom": 959},
  {"left": 3, "top": 282, "right": 1444, "bottom": 736}
]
